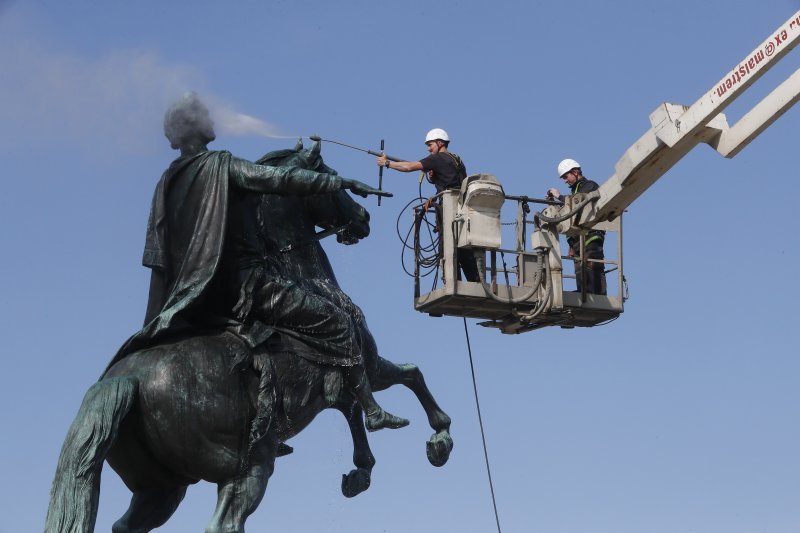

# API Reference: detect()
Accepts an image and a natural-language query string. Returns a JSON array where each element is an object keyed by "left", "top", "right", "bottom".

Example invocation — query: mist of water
[
  {"left": 0, "top": 26, "right": 300, "bottom": 153},
  {"left": 210, "top": 103, "right": 299, "bottom": 140}
]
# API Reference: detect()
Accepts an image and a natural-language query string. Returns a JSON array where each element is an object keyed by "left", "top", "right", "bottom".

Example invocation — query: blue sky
[{"left": 2, "top": 1, "right": 800, "bottom": 532}]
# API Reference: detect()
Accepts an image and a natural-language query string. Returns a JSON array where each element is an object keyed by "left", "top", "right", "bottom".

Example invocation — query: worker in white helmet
[
  {"left": 377, "top": 128, "right": 479, "bottom": 281},
  {"left": 376, "top": 128, "right": 467, "bottom": 193},
  {"left": 547, "top": 159, "right": 607, "bottom": 295}
]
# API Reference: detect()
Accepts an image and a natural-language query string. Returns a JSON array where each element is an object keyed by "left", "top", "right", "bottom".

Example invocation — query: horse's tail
[{"left": 45, "top": 376, "right": 138, "bottom": 533}]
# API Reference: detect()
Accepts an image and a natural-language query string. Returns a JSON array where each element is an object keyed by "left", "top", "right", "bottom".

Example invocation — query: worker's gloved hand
[
  {"left": 340, "top": 177, "right": 393, "bottom": 199},
  {"left": 546, "top": 188, "right": 561, "bottom": 200}
]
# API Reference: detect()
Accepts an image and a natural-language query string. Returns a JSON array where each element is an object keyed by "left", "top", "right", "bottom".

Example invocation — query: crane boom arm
[{"left": 581, "top": 11, "right": 800, "bottom": 226}]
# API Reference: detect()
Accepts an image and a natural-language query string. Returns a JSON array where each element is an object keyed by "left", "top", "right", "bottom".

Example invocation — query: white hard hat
[
  {"left": 557, "top": 158, "right": 581, "bottom": 178},
  {"left": 425, "top": 128, "right": 450, "bottom": 144}
]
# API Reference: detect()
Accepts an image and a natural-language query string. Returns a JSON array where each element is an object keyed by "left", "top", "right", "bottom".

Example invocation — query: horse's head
[
  {"left": 257, "top": 140, "right": 370, "bottom": 243},
  {"left": 257, "top": 138, "right": 339, "bottom": 176}
]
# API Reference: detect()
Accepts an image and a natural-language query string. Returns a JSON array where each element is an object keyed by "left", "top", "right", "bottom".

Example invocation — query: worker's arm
[{"left": 376, "top": 155, "right": 424, "bottom": 173}]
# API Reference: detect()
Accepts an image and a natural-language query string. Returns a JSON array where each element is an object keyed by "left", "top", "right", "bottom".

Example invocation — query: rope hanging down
[{"left": 462, "top": 318, "right": 503, "bottom": 533}]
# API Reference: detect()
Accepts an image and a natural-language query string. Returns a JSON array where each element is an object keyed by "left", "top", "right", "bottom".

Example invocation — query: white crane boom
[{"left": 591, "top": 11, "right": 800, "bottom": 225}]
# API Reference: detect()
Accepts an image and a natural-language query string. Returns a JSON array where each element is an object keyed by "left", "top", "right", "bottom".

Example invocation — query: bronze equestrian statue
[{"left": 45, "top": 94, "right": 453, "bottom": 533}]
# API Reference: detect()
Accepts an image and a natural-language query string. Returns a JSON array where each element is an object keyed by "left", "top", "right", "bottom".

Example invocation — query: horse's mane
[
  {"left": 256, "top": 148, "right": 298, "bottom": 167},
  {"left": 255, "top": 141, "right": 337, "bottom": 176}
]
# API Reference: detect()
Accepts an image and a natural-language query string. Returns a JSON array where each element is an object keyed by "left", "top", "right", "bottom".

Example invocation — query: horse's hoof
[
  {"left": 366, "top": 410, "right": 410, "bottom": 432},
  {"left": 341, "top": 467, "right": 371, "bottom": 498},
  {"left": 426, "top": 430, "right": 453, "bottom": 467}
]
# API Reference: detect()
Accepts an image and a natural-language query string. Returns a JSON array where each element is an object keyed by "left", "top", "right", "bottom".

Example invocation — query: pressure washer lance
[
  {"left": 308, "top": 135, "right": 404, "bottom": 162},
  {"left": 378, "top": 138, "right": 384, "bottom": 207},
  {"left": 308, "top": 134, "right": 405, "bottom": 205}
]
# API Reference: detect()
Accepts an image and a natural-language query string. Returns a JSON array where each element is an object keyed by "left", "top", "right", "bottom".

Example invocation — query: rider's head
[{"left": 164, "top": 92, "right": 216, "bottom": 150}]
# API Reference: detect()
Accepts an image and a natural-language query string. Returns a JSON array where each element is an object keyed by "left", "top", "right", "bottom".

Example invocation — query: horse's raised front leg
[
  {"left": 205, "top": 439, "right": 278, "bottom": 533},
  {"left": 362, "top": 328, "right": 454, "bottom": 467},
  {"left": 112, "top": 486, "right": 187, "bottom": 533},
  {"left": 338, "top": 403, "right": 375, "bottom": 498}
]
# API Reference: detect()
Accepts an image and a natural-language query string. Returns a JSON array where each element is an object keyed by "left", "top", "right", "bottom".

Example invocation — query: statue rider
[{"left": 108, "top": 92, "right": 408, "bottom": 432}]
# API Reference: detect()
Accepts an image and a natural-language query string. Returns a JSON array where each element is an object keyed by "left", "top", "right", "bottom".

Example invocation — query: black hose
[{"left": 534, "top": 192, "right": 599, "bottom": 225}]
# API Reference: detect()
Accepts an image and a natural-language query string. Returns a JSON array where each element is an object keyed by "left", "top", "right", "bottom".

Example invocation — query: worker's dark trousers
[
  {"left": 574, "top": 240, "right": 606, "bottom": 295},
  {"left": 457, "top": 248, "right": 481, "bottom": 282}
]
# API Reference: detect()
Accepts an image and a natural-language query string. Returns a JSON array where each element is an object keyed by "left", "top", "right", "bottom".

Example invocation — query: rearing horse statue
[{"left": 45, "top": 141, "right": 453, "bottom": 533}]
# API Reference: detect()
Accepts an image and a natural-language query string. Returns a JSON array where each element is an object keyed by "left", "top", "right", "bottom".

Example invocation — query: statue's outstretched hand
[{"left": 340, "top": 178, "right": 393, "bottom": 199}]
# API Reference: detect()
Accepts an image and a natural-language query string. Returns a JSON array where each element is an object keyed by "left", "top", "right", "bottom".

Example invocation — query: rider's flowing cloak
[
  {"left": 104, "top": 149, "right": 362, "bottom": 375},
  {"left": 104, "top": 151, "right": 243, "bottom": 373}
]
